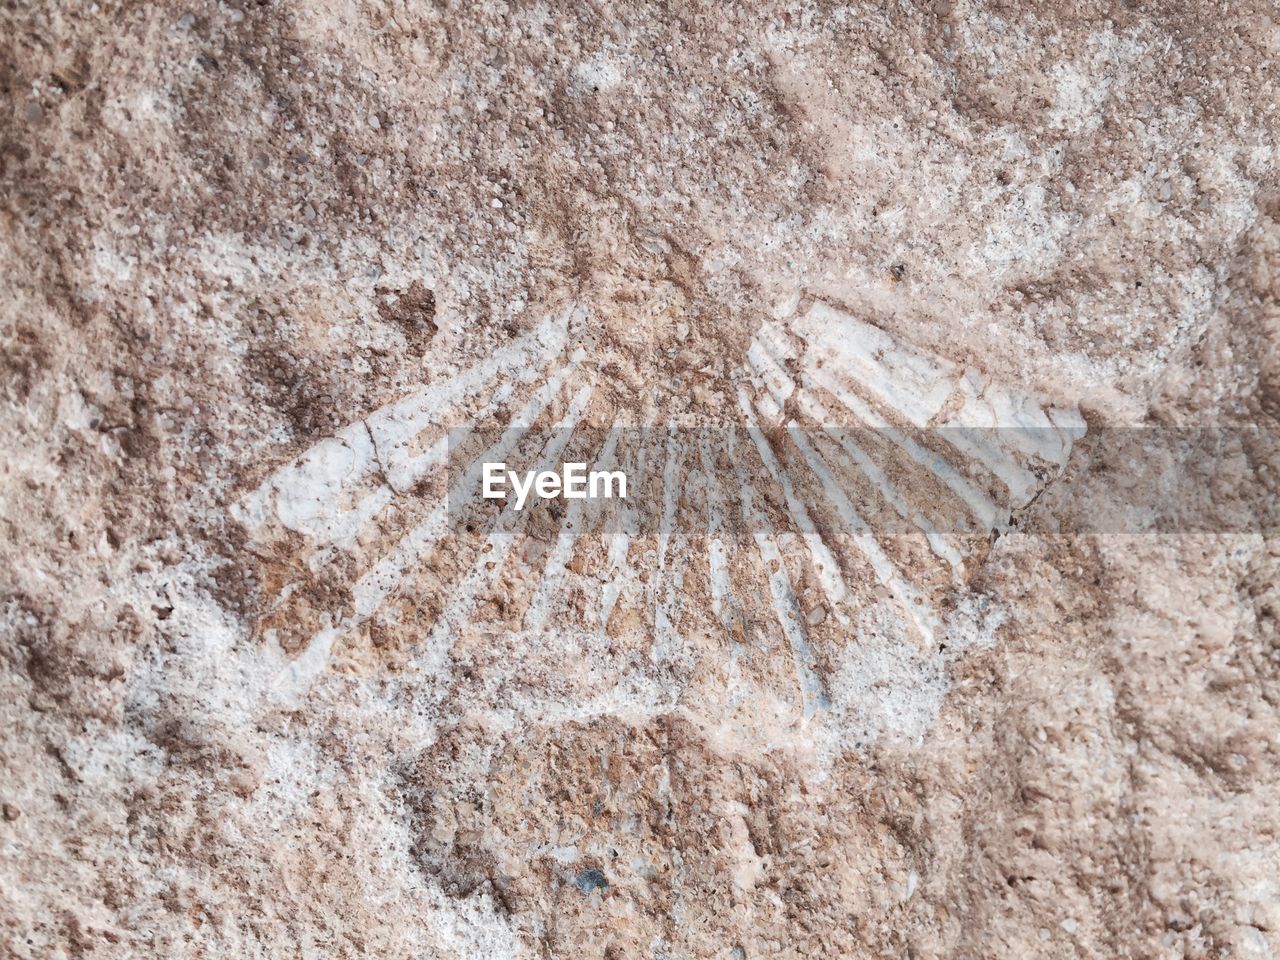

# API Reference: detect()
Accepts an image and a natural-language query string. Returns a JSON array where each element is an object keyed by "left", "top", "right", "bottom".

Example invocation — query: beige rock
[{"left": 1, "top": 1, "right": 1278, "bottom": 958}]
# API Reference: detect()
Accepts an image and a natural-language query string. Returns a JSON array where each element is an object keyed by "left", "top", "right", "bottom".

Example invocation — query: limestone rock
[{"left": 2, "top": 2, "right": 1277, "bottom": 958}]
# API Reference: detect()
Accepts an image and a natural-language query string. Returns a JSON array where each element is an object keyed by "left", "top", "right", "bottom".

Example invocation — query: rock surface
[{"left": 2, "top": 1, "right": 1278, "bottom": 958}]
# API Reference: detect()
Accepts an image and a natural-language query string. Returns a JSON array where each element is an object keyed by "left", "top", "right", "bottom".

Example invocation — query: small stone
[
  {"left": 24, "top": 103, "right": 43, "bottom": 123},
  {"left": 490, "top": 197, "right": 503, "bottom": 209},
  {"left": 574, "top": 868, "right": 608, "bottom": 894},
  {"left": 176, "top": 13, "right": 195, "bottom": 30},
  {"left": 2, "top": 803, "right": 18, "bottom": 821}
]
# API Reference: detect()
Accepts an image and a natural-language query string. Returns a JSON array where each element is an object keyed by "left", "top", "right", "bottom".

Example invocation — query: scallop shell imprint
[{"left": 236, "top": 299, "right": 1085, "bottom": 727}]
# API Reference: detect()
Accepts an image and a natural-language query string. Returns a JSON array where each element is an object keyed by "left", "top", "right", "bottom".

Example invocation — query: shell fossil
[{"left": 236, "top": 297, "right": 1084, "bottom": 738}]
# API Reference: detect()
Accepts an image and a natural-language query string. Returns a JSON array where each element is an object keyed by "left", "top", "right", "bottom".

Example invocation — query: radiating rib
[
  {"left": 271, "top": 357, "right": 586, "bottom": 696},
  {"left": 651, "top": 427, "right": 691, "bottom": 663},
  {"left": 370, "top": 312, "right": 569, "bottom": 485},
  {"left": 697, "top": 432, "right": 738, "bottom": 637},
  {"left": 599, "top": 433, "right": 645, "bottom": 634},
  {"left": 729, "top": 433, "right": 827, "bottom": 722},
  {"left": 796, "top": 301, "right": 956, "bottom": 429},
  {"left": 737, "top": 385, "right": 851, "bottom": 626},
  {"left": 789, "top": 301, "right": 1083, "bottom": 521},
  {"left": 600, "top": 529, "right": 633, "bottom": 636},
  {"left": 793, "top": 389, "right": 965, "bottom": 571},
  {"left": 802, "top": 366, "right": 1005, "bottom": 533},
  {"left": 240, "top": 311, "right": 571, "bottom": 536},
  {"left": 746, "top": 321, "right": 968, "bottom": 563},
  {"left": 745, "top": 327, "right": 796, "bottom": 422},
  {"left": 351, "top": 356, "right": 585, "bottom": 618},
  {"left": 414, "top": 382, "right": 597, "bottom": 674},
  {"left": 372, "top": 337, "right": 574, "bottom": 493},
  {"left": 786, "top": 427, "right": 940, "bottom": 645},
  {"left": 936, "top": 369, "right": 1085, "bottom": 507},
  {"left": 523, "top": 428, "right": 622, "bottom": 632}
]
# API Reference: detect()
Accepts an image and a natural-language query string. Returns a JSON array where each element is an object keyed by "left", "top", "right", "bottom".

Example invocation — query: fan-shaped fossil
[{"left": 236, "top": 298, "right": 1084, "bottom": 732}]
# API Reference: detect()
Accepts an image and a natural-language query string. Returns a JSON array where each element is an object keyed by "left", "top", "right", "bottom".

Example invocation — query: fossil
[{"left": 237, "top": 298, "right": 1084, "bottom": 736}]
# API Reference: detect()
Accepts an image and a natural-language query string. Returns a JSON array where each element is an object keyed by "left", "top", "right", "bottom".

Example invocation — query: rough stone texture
[{"left": 2, "top": 1, "right": 1278, "bottom": 958}]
